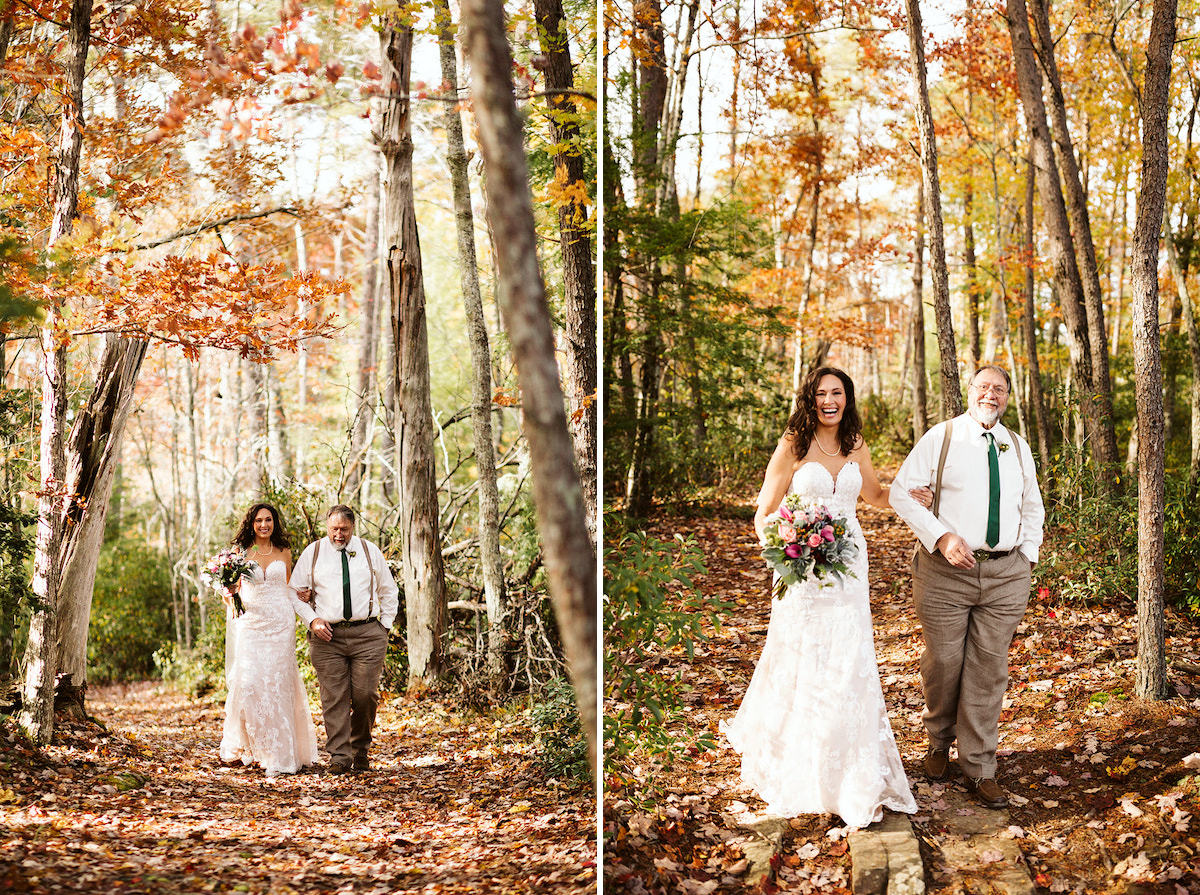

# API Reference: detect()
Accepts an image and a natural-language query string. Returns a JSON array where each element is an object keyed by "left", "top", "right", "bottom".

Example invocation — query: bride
[
  {"left": 721, "top": 366, "right": 923, "bottom": 828},
  {"left": 220, "top": 502, "right": 319, "bottom": 777}
]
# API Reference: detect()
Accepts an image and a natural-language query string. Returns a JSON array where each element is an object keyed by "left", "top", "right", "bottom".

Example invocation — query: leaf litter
[
  {"left": 1, "top": 683, "right": 595, "bottom": 894},
  {"left": 604, "top": 498, "right": 1200, "bottom": 893}
]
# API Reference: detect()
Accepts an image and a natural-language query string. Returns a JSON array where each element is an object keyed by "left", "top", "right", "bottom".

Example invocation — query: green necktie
[
  {"left": 340, "top": 549, "right": 352, "bottom": 621},
  {"left": 985, "top": 432, "right": 1000, "bottom": 548}
]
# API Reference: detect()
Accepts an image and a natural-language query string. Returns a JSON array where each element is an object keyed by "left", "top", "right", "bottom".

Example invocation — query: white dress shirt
[
  {"left": 890, "top": 413, "right": 1045, "bottom": 563},
  {"left": 290, "top": 535, "right": 399, "bottom": 628}
]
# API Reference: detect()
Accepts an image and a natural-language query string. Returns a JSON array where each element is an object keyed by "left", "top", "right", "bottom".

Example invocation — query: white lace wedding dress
[
  {"left": 721, "top": 461, "right": 916, "bottom": 828},
  {"left": 220, "top": 560, "right": 319, "bottom": 776}
]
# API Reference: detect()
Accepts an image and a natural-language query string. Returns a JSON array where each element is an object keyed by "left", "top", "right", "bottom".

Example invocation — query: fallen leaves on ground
[
  {"left": 1, "top": 683, "right": 595, "bottom": 894},
  {"left": 604, "top": 497, "right": 1200, "bottom": 894}
]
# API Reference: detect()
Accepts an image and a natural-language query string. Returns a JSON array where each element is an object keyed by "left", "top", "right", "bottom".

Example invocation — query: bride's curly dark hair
[
  {"left": 232, "top": 503, "right": 292, "bottom": 551},
  {"left": 784, "top": 365, "right": 862, "bottom": 459}
]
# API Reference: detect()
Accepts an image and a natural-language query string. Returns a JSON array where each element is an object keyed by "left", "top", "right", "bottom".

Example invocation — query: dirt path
[
  {"left": 1, "top": 683, "right": 596, "bottom": 894},
  {"left": 604, "top": 501, "right": 1200, "bottom": 893}
]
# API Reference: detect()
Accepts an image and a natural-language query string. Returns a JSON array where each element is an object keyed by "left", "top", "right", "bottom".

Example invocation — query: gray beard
[{"left": 972, "top": 407, "right": 1001, "bottom": 428}]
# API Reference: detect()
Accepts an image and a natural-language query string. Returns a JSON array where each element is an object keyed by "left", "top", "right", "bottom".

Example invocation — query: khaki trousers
[
  {"left": 309, "top": 622, "right": 389, "bottom": 766},
  {"left": 912, "top": 547, "right": 1030, "bottom": 778}
]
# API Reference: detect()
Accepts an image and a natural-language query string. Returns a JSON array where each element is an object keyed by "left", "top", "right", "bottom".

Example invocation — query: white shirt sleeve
[
  {"left": 290, "top": 542, "right": 318, "bottom": 626},
  {"left": 889, "top": 421, "right": 952, "bottom": 554},
  {"left": 367, "top": 540, "right": 400, "bottom": 629}
]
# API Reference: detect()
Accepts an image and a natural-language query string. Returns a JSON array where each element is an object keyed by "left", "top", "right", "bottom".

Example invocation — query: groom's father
[
  {"left": 889, "top": 365, "right": 1045, "bottom": 810},
  {"left": 292, "top": 505, "right": 398, "bottom": 775}
]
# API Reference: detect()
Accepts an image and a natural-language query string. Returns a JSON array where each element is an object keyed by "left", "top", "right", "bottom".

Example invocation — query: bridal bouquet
[
  {"left": 761, "top": 494, "right": 859, "bottom": 598},
  {"left": 201, "top": 548, "right": 254, "bottom": 617}
]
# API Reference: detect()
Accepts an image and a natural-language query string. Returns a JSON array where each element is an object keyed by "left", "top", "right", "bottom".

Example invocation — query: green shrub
[
  {"left": 530, "top": 677, "right": 591, "bottom": 782},
  {"left": 603, "top": 517, "right": 731, "bottom": 799},
  {"left": 89, "top": 540, "right": 175, "bottom": 682}
]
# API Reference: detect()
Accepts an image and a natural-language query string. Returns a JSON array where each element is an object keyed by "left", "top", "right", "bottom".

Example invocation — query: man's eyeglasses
[{"left": 970, "top": 383, "right": 1008, "bottom": 397}]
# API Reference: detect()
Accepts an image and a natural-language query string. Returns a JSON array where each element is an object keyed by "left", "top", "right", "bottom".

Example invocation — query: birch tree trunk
[
  {"left": 1022, "top": 162, "right": 1054, "bottom": 465},
  {"left": 911, "top": 174, "right": 929, "bottom": 440},
  {"left": 533, "top": 0, "right": 598, "bottom": 546},
  {"left": 461, "top": 0, "right": 598, "bottom": 774},
  {"left": 433, "top": 0, "right": 508, "bottom": 689},
  {"left": 377, "top": 15, "right": 448, "bottom": 690},
  {"left": 1129, "top": 0, "right": 1176, "bottom": 701},
  {"left": 344, "top": 163, "right": 381, "bottom": 502},
  {"left": 21, "top": 0, "right": 94, "bottom": 745},
  {"left": 903, "top": 0, "right": 962, "bottom": 418}
]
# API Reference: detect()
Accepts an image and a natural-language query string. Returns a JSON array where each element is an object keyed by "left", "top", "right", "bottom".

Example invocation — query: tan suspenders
[
  {"left": 310, "top": 537, "right": 379, "bottom": 617},
  {"left": 929, "top": 418, "right": 1027, "bottom": 540}
]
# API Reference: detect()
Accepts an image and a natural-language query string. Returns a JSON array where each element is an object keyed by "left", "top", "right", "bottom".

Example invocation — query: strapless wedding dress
[
  {"left": 220, "top": 560, "right": 319, "bottom": 776},
  {"left": 721, "top": 461, "right": 916, "bottom": 827}
]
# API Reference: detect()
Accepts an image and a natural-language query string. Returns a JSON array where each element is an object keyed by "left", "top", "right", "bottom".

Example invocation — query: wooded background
[
  {"left": 0, "top": 0, "right": 597, "bottom": 767},
  {"left": 603, "top": 0, "right": 1195, "bottom": 702}
]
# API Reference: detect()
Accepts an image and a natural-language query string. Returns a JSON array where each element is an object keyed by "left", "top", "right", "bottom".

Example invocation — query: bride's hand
[{"left": 909, "top": 486, "right": 934, "bottom": 509}]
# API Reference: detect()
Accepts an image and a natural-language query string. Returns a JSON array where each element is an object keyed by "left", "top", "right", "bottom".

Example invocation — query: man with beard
[
  {"left": 292, "top": 505, "right": 398, "bottom": 775},
  {"left": 889, "top": 365, "right": 1045, "bottom": 810}
]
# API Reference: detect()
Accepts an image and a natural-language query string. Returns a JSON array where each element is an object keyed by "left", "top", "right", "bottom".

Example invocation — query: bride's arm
[
  {"left": 853, "top": 439, "right": 891, "bottom": 508},
  {"left": 754, "top": 434, "right": 799, "bottom": 542},
  {"left": 282, "top": 547, "right": 294, "bottom": 581}
]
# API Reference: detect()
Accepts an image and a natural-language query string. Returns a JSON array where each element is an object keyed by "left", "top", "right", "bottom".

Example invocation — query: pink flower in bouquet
[
  {"left": 821, "top": 525, "right": 835, "bottom": 542},
  {"left": 778, "top": 505, "right": 793, "bottom": 522},
  {"left": 778, "top": 521, "right": 797, "bottom": 543},
  {"left": 784, "top": 543, "right": 803, "bottom": 558},
  {"left": 807, "top": 532, "right": 823, "bottom": 548}
]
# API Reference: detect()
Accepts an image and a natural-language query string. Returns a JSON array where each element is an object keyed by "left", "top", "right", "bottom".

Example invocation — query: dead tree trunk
[{"left": 377, "top": 15, "right": 448, "bottom": 690}]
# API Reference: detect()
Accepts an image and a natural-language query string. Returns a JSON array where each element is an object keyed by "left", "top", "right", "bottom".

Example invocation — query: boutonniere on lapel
[
  {"left": 347, "top": 549, "right": 357, "bottom": 558},
  {"left": 998, "top": 443, "right": 1010, "bottom": 453}
]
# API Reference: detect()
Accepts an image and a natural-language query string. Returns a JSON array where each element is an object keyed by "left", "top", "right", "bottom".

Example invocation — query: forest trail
[
  {"left": 605, "top": 497, "right": 1200, "bottom": 894},
  {"left": 1, "top": 683, "right": 596, "bottom": 894}
]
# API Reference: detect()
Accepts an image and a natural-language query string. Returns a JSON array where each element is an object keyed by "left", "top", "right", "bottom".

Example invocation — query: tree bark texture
[
  {"left": 533, "top": 0, "right": 598, "bottom": 547},
  {"left": 1128, "top": 0, "right": 1176, "bottom": 701},
  {"left": 377, "top": 17, "right": 448, "bottom": 690},
  {"left": 1027, "top": 0, "right": 1120, "bottom": 474},
  {"left": 460, "top": 0, "right": 598, "bottom": 774},
  {"left": 903, "top": 0, "right": 962, "bottom": 419},
  {"left": 433, "top": 0, "right": 508, "bottom": 687},
  {"left": 22, "top": 0, "right": 94, "bottom": 745},
  {"left": 1006, "top": 0, "right": 1110, "bottom": 479}
]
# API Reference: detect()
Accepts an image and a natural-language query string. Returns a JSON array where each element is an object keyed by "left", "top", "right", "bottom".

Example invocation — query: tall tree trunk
[
  {"left": 433, "top": 0, "right": 507, "bottom": 689},
  {"left": 1006, "top": 0, "right": 1109, "bottom": 486},
  {"left": 533, "top": 0, "right": 598, "bottom": 547},
  {"left": 460, "top": 0, "right": 598, "bottom": 775},
  {"left": 21, "top": 0, "right": 94, "bottom": 745},
  {"left": 344, "top": 163, "right": 382, "bottom": 502},
  {"left": 964, "top": 185, "right": 981, "bottom": 370},
  {"left": 903, "top": 0, "right": 962, "bottom": 418},
  {"left": 1027, "top": 0, "right": 1120, "bottom": 474},
  {"left": 911, "top": 174, "right": 928, "bottom": 440},
  {"left": 377, "top": 16, "right": 447, "bottom": 690},
  {"left": 55, "top": 337, "right": 149, "bottom": 709},
  {"left": 1129, "top": 0, "right": 1176, "bottom": 701},
  {"left": 1022, "top": 161, "right": 1053, "bottom": 466}
]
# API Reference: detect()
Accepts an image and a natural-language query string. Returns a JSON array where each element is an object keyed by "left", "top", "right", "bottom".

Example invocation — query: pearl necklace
[{"left": 814, "top": 434, "right": 841, "bottom": 457}]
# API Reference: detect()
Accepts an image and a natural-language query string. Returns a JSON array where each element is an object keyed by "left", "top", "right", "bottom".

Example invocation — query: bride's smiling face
[
  {"left": 813, "top": 374, "right": 846, "bottom": 430},
  {"left": 253, "top": 509, "right": 274, "bottom": 541}
]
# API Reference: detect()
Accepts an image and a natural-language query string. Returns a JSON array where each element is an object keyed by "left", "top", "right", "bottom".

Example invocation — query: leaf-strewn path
[
  {"left": 1, "top": 683, "right": 596, "bottom": 894},
  {"left": 605, "top": 497, "right": 1200, "bottom": 894}
]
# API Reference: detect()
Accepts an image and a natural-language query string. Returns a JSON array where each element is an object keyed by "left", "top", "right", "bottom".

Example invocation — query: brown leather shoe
[
  {"left": 326, "top": 762, "right": 352, "bottom": 776},
  {"left": 925, "top": 748, "right": 951, "bottom": 781},
  {"left": 964, "top": 776, "right": 1009, "bottom": 810}
]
